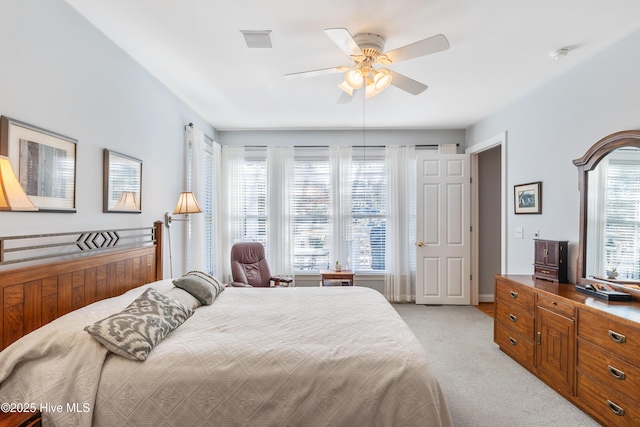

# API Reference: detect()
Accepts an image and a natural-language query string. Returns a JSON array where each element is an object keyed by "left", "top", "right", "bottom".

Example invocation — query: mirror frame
[
  {"left": 573, "top": 130, "right": 640, "bottom": 286},
  {"left": 103, "top": 149, "right": 143, "bottom": 213}
]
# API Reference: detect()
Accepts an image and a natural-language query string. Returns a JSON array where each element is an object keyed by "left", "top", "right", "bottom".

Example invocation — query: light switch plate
[{"left": 515, "top": 227, "right": 524, "bottom": 239}]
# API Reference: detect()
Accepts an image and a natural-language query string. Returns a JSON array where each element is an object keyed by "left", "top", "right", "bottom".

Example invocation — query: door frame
[{"left": 465, "top": 131, "right": 508, "bottom": 304}]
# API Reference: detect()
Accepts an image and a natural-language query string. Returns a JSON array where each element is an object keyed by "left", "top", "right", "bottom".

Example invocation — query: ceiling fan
[{"left": 285, "top": 28, "right": 450, "bottom": 100}]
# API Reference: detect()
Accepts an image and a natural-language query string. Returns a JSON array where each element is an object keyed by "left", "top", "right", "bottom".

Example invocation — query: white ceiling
[{"left": 65, "top": 0, "right": 640, "bottom": 131}]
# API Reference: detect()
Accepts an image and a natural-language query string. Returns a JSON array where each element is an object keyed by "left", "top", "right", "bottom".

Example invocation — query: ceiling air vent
[{"left": 240, "top": 30, "right": 272, "bottom": 48}]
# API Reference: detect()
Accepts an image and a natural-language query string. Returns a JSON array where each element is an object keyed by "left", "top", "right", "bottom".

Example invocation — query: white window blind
[
  {"left": 604, "top": 160, "right": 640, "bottom": 279},
  {"left": 292, "top": 153, "right": 331, "bottom": 270},
  {"left": 220, "top": 146, "right": 395, "bottom": 274},
  {"left": 236, "top": 152, "right": 267, "bottom": 245},
  {"left": 351, "top": 148, "right": 386, "bottom": 271}
]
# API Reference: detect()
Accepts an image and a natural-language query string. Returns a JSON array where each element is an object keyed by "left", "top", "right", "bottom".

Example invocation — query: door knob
[{"left": 416, "top": 242, "right": 424, "bottom": 247}]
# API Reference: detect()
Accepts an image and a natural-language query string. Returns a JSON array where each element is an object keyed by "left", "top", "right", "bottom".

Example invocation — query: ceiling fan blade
[
  {"left": 284, "top": 66, "right": 344, "bottom": 80},
  {"left": 389, "top": 70, "right": 428, "bottom": 95},
  {"left": 385, "top": 34, "right": 450, "bottom": 64},
  {"left": 325, "top": 28, "right": 363, "bottom": 58}
]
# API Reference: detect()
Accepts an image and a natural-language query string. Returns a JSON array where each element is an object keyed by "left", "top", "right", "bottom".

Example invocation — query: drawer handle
[
  {"left": 606, "top": 400, "right": 625, "bottom": 417},
  {"left": 509, "top": 291, "right": 518, "bottom": 299},
  {"left": 608, "top": 330, "right": 627, "bottom": 344},
  {"left": 509, "top": 337, "right": 517, "bottom": 346},
  {"left": 509, "top": 314, "right": 518, "bottom": 322},
  {"left": 607, "top": 365, "right": 626, "bottom": 380}
]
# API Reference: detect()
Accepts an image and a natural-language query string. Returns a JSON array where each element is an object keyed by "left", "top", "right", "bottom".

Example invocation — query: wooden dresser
[{"left": 494, "top": 275, "right": 640, "bottom": 425}]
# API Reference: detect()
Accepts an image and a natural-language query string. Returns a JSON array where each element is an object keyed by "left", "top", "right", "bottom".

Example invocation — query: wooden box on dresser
[
  {"left": 533, "top": 239, "right": 568, "bottom": 283},
  {"left": 494, "top": 275, "right": 640, "bottom": 426}
]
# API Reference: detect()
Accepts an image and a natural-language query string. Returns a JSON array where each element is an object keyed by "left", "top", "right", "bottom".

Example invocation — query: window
[
  {"left": 232, "top": 149, "right": 267, "bottom": 245},
  {"left": 291, "top": 152, "right": 331, "bottom": 270},
  {"left": 604, "top": 160, "right": 640, "bottom": 279},
  {"left": 221, "top": 146, "right": 396, "bottom": 274},
  {"left": 351, "top": 148, "right": 386, "bottom": 271}
]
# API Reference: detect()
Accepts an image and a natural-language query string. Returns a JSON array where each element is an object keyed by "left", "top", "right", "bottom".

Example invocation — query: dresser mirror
[{"left": 574, "top": 130, "right": 640, "bottom": 298}]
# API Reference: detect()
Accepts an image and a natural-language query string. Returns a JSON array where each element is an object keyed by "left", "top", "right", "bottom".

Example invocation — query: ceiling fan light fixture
[
  {"left": 373, "top": 69, "right": 392, "bottom": 91},
  {"left": 365, "top": 81, "right": 382, "bottom": 98},
  {"left": 338, "top": 81, "right": 354, "bottom": 96},
  {"left": 345, "top": 69, "right": 364, "bottom": 89}
]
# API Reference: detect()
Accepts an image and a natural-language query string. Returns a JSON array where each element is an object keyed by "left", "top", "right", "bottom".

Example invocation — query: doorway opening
[{"left": 467, "top": 132, "right": 507, "bottom": 304}]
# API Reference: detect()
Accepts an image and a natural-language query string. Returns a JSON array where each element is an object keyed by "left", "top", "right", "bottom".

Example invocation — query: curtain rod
[{"left": 185, "top": 122, "right": 215, "bottom": 142}]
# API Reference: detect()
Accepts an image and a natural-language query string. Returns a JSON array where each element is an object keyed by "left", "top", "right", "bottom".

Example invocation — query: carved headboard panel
[{"left": 0, "top": 221, "right": 163, "bottom": 351}]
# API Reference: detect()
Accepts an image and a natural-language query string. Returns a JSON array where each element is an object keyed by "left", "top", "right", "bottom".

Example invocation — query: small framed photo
[
  {"left": 103, "top": 149, "right": 142, "bottom": 213},
  {"left": 514, "top": 181, "right": 542, "bottom": 214},
  {"left": 0, "top": 116, "right": 77, "bottom": 212}
]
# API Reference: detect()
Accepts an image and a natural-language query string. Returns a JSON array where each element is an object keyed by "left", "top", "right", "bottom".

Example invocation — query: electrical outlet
[{"left": 515, "top": 227, "right": 524, "bottom": 239}]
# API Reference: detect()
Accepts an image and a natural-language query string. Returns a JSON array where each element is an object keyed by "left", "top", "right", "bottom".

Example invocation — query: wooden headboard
[{"left": 0, "top": 221, "right": 163, "bottom": 351}]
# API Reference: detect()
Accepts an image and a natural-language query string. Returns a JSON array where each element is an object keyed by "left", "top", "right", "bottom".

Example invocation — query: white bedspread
[{"left": 1, "top": 281, "right": 452, "bottom": 426}]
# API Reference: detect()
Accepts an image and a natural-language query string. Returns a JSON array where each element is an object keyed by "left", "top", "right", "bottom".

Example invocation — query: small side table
[{"left": 320, "top": 270, "right": 355, "bottom": 286}]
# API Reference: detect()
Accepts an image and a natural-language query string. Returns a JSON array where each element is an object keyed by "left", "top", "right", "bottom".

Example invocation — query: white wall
[
  {"left": 466, "top": 27, "right": 640, "bottom": 282},
  {"left": 0, "top": 0, "right": 215, "bottom": 277},
  {"left": 218, "top": 129, "right": 465, "bottom": 147}
]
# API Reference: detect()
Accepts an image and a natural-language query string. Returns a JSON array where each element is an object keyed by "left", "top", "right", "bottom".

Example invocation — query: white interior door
[{"left": 415, "top": 152, "right": 471, "bottom": 304}]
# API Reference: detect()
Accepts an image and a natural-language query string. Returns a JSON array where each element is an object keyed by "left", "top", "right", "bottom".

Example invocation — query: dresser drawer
[
  {"left": 495, "top": 323, "right": 535, "bottom": 368},
  {"left": 495, "top": 301, "right": 535, "bottom": 340},
  {"left": 495, "top": 279, "right": 535, "bottom": 313},
  {"left": 577, "top": 340, "right": 640, "bottom": 397},
  {"left": 577, "top": 372, "right": 640, "bottom": 426},
  {"left": 534, "top": 266, "right": 559, "bottom": 281},
  {"left": 537, "top": 293, "right": 575, "bottom": 319},
  {"left": 578, "top": 309, "right": 640, "bottom": 362}
]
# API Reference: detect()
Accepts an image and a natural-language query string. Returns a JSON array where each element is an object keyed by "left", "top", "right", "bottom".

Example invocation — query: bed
[{"left": 0, "top": 222, "right": 452, "bottom": 426}]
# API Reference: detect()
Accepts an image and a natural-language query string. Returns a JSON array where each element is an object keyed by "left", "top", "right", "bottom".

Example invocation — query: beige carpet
[{"left": 393, "top": 304, "right": 599, "bottom": 427}]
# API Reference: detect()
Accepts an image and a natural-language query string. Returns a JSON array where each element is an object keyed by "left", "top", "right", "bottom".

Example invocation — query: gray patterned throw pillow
[
  {"left": 172, "top": 271, "right": 225, "bottom": 305},
  {"left": 84, "top": 288, "right": 193, "bottom": 361}
]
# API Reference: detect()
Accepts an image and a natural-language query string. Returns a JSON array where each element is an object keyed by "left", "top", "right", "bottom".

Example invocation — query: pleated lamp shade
[
  {"left": 114, "top": 191, "right": 140, "bottom": 211},
  {"left": 173, "top": 191, "right": 203, "bottom": 215},
  {"left": 0, "top": 155, "right": 38, "bottom": 211}
]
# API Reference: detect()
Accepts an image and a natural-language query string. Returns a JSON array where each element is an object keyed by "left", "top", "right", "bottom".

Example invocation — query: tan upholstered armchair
[{"left": 230, "top": 242, "right": 293, "bottom": 288}]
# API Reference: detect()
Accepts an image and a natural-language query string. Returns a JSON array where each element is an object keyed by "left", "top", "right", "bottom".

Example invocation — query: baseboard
[{"left": 479, "top": 293, "right": 495, "bottom": 303}]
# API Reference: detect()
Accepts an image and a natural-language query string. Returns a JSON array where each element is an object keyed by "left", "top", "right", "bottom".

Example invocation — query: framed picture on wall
[
  {"left": 103, "top": 149, "right": 142, "bottom": 213},
  {"left": 514, "top": 181, "right": 542, "bottom": 214},
  {"left": 0, "top": 116, "right": 77, "bottom": 212}
]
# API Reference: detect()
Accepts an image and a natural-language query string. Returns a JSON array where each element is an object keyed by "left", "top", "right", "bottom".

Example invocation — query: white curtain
[
  {"left": 220, "top": 145, "right": 245, "bottom": 283},
  {"left": 330, "top": 146, "right": 352, "bottom": 269},
  {"left": 267, "top": 146, "right": 294, "bottom": 281},
  {"left": 385, "top": 146, "right": 417, "bottom": 302},
  {"left": 210, "top": 142, "right": 223, "bottom": 278},
  {"left": 186, "top": 125, "right": 206, "bottom": 272}
]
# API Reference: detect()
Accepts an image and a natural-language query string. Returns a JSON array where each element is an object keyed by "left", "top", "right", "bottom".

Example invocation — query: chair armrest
[{"left": 231, "top": 281, "right": 253, "bottom": 288}]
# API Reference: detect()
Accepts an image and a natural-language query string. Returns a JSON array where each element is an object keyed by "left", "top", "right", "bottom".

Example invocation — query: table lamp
[{"left": 0, "top": 155, "right": 38, "bottom": 211}]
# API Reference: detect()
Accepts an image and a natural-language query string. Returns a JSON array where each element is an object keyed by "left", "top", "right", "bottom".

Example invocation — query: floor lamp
[{"left": 164, "top": 191, "right": 203, "bottom": 277}]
